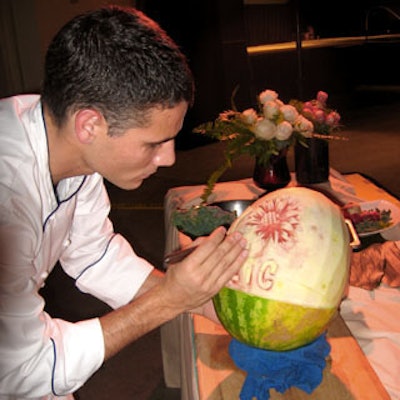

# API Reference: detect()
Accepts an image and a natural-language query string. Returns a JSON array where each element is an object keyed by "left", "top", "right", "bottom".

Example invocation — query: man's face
[{"left": 87, "top": 101, "right": 188, "bottom": 190}]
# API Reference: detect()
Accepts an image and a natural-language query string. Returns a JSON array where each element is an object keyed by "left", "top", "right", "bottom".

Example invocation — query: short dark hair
[{"left": 41, "top": 6, "right": 194, "bottom": 135}]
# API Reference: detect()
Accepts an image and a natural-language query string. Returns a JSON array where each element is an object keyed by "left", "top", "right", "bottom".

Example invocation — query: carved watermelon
[{"left": 213, "top": 187, "right": 350, "bottom": 351}]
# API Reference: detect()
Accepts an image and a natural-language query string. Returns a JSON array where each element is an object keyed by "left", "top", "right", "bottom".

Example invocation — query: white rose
[
  {"left": 253, "top": 118, "right": 276, "bottom": 140},
  {"left": 295, "top": 115, "right": 314, "bottom": 138},
  {"left": 259, "top": 89, "right": 278, "bottom": 104},
  {"left": 275, "top": 121, "right": 293, "bottom": 140},
  {"left": 280, "top": 104, "right": 298, "bottom": 123},
  {"left": 263, "top": 101, "right": 280, "bottom": 120},
  {"left": 241, "top": 108, "right": 258, "bottom": 125}
]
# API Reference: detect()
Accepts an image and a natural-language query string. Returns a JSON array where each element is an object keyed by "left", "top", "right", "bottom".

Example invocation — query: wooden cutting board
[{"left": 193, "top": 313, "right": 390, "bottom": 400}]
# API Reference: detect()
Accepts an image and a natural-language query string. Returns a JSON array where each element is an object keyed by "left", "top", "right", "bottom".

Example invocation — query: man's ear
[{"left": 74, "top": 109, "right": 106, "bottom": 144}]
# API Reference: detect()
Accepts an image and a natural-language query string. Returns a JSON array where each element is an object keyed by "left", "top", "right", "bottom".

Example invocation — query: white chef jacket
[{"left": 0, "top": 95, "right": 154, "bottom": 398}]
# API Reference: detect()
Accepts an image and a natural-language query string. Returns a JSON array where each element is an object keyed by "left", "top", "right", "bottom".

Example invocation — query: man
[{"left": 0, "top": 6, "right": 248, "bottom": 399}]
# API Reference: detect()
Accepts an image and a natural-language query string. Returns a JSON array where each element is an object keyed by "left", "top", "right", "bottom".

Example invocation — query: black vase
[
  {"left": 253, "top": 148, "right": 291, "bottom": 192},
  {"left": 295, "top": 138, "right": 329, "bottom": 184}
]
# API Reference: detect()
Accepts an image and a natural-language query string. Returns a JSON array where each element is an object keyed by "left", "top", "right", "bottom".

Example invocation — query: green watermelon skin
[{"left": 213, "top": 286, "right": 336, "bottom": 351}]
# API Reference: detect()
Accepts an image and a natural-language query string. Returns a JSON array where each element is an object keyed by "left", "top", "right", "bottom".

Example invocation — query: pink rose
[
  {"left": 314, "top": 109, "right": 326, "bottom": 123},
  {"left": 316, "top": 91, "right": 328, "bottom": 105},
  {"left": 326, "top": 111, "right": 341, "bottom": 126}
]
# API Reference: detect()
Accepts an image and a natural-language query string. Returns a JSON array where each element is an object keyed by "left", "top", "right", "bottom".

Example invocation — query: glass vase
[
  {"left": 252, "top": 148, "right": 291, "bottom": 192},
  {"left": 295, "top": 137, "right": 329, "bottom": 184}
]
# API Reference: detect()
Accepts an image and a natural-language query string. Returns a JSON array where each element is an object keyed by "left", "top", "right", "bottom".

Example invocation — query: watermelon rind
[{"left": 213, "top": 287, "right": 336, "bottom": 351}]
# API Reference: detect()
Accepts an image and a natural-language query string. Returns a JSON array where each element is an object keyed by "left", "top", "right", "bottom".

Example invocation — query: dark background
[{"left": 137, "top": 0, "right": 400, "bottom": 148}]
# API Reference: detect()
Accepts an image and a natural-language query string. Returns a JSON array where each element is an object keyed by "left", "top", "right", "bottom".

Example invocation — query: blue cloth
[{"left": 229, "top": 334, "right": 331, "bottom": 400}]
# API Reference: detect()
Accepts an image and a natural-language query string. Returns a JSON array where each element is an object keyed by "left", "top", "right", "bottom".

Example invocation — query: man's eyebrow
[{"left": 153, "top": 135, "right": 176, "bottom": 145}]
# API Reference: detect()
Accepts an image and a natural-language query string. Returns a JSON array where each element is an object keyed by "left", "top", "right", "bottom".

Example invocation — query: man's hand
[
  {"left": 100, "top": 226, "right": 247, "bottom": 360},
  {"left": 160, "top": 226, "right": 248, "bottom": 313}
]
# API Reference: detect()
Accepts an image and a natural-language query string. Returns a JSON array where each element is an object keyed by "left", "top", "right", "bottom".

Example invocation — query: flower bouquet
[
  {"left": 290, "top": 91, "right": 343, "bottom": 184},
  {"left": 194, "top": 88, "right": 314, "bottom": 202},
  {"left": 290, "top": 91, "right": 341, "bottom": 138}
]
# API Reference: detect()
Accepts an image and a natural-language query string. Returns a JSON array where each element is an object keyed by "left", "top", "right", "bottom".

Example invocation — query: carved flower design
[{"left": 246, "top": 197, "right": 301, "bottom": 248}]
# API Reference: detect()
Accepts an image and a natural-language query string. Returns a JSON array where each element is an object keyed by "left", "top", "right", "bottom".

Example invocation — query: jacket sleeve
[{"left": 59, "top": 173, "right": 154, "bottom": 309}]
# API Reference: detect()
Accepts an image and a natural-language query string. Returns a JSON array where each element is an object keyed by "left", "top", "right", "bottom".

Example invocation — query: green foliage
[
  {"left": 194, "top": 115, "right": 297, "bottom": 203},
  {"left": 171, "top": 205, "right": 236, "bottom": 238}
]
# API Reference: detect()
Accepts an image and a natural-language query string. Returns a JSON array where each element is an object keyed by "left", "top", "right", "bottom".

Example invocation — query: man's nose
[{"left": 155, "top": 140, "right": 175, "bottom": 167}]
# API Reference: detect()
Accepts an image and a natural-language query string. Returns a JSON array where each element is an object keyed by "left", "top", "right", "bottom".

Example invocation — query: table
[{"left": 161, "top": 171, "right": 399, "bottom": 399}]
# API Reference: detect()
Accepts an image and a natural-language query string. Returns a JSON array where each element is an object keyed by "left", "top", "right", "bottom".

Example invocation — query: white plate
[{"left": 355, "top": 199, "right": 400, "bottom": 237}]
